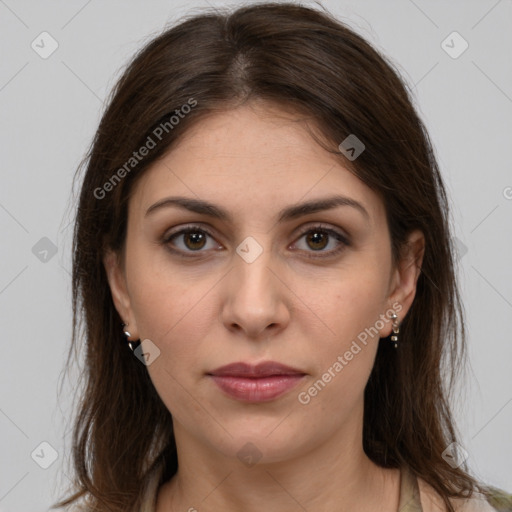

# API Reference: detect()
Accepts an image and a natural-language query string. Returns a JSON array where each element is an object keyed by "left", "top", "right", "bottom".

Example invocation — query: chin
[{"left": 202, "top": 421, "right": 314, "bottom": 466}]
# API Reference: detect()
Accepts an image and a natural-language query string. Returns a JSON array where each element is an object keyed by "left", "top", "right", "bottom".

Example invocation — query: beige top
[
  {"left": 398, "top": 464, "right": 497, "bottom": 512},
  {"left": 140, "top": 462, "right": 499, "bottom": 512}
]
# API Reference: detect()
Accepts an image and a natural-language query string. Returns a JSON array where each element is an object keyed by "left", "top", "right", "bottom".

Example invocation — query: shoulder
[
  {"left": 417, "top": 475, "right": 510, "bottom": 512},
  {"left": 484, "top": 487, "right": 512, "bottom": 512}
]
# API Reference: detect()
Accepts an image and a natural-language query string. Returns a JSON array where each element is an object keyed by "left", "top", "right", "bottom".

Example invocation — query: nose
[{"left": 220, "top": 241, "right": 291, "bottom": 341}]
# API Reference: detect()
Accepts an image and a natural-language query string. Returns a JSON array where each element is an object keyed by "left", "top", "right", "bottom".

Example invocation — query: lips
[
  {"left": 209, "top": 361, "right": 305, "bottom": 378},
  {"left": 207, "top": 361, "right": 306, "bottom": 402}
]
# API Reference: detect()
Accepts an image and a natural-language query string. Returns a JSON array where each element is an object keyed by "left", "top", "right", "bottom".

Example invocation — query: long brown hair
[{"left": 54, "top": 2, "right": 492, "bottom": 510}]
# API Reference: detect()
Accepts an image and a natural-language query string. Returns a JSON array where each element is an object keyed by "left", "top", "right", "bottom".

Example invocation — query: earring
[
  {"left": 121, "top": 323, "right": 139, "bottom": 351},
  {"left": 389, "top": 312, "right": 400, "bottom": 349}
]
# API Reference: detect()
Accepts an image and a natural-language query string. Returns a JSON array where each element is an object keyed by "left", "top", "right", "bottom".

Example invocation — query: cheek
[
  {"left": 126, "top": 252, "right": 224, "bottom": 386},
  {"left": 296, "top": 288, "right": 386, "bottom": 427},
  {"left": 297, "top": 264, "right": 389, "bottom": 391},
  {"left": 302, "top": 262, "right": 389, "bottom": 345},
  {"left": 125, "top": 238, "right": 208, "bottom": 332},
  {"left": 130, "top": 275, "right": 217, "bottom": 355},
  {"left": 129, "top": 276, "right": 219, "bottom": 424}
]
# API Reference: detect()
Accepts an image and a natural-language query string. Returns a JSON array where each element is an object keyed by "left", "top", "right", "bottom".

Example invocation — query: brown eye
[
  {"left": 163, "top": 225, "right": 220, "bottom": 256},
  {"left": 292, "top": 224, "right": 350, "bottom": 259},
  {"left": 182, "top": 230, "right": 207, "bottom": 250},
  {"left": 162, "top": 223, "right": 349, "bottom": 260},
  {"left": 305, "top": 230, "right": 329, "bottom": 251}
]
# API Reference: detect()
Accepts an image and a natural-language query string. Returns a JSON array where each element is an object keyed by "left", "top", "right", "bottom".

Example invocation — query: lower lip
[{"left": 209, "top": 374, "right": 305, "bottom": 402}]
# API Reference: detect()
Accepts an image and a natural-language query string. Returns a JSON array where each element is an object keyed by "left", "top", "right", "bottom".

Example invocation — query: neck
[{"left": 156, "top": 413, "right": 400, "bottom": 512}]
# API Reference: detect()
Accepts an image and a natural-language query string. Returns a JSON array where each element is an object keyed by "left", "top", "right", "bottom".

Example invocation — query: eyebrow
[{"left": 145, "top": 194, "right": 370, "bottom": 223}]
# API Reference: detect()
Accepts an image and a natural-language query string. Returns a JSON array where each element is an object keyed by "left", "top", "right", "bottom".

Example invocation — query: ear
[
  {"left": 103, "top": 249, "right": 139, "bottom": 340},
  {"left": 380, "top": 229, "right": 425, "bottom": 337}
]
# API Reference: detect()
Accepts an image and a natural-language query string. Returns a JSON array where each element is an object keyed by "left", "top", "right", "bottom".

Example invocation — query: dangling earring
[
  {"left": 121, "top": 323, "right": 139, "bottom": 351},
  {"left": 122, "top": 324, "right": 132, "bottom": 339},
  {"left": 389, "top": 312, "right": 400, "bottom": 349}
]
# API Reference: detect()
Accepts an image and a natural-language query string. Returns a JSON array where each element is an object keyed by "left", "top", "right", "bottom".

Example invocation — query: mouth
[{"left": 207, "top": 361, "right": 306, "bottom": 403}]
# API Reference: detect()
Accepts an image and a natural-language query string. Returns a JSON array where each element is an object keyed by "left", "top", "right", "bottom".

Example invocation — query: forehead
[{"left": 129, "top": 103, "right": 385, "bottom": 224}]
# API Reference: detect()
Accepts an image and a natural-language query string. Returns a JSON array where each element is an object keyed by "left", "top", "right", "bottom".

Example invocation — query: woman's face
[{"left": 105, "top": 101, "right": 422, "bottom": 464}]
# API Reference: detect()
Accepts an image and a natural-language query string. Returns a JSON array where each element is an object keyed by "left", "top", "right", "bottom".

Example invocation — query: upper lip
[{"left": 208, "top": 361, "right": 306, "bottom": 378}]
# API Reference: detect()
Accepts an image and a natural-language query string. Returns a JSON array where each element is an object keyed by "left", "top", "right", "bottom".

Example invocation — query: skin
[{"left": 104, "top": 101, "right": 425, "bottom": 512}]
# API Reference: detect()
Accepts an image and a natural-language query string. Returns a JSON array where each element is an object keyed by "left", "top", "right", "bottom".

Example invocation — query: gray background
[{"left": 0, "top": 0, "right": 511, "bottom": 510}]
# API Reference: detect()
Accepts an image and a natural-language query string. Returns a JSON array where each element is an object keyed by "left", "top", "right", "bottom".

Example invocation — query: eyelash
[{"left": 162, "top": 223, "right": 350, "bottom": 260}]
